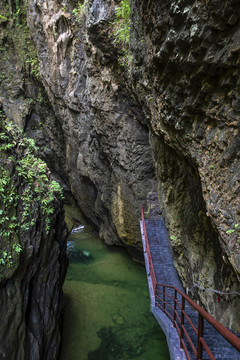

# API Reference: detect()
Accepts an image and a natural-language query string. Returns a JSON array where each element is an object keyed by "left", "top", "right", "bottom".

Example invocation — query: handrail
[
  {"left": 141, "top": 205, "right": 157, "bottom": 296},
  {"left": 141, "top": 207, "right": 240, "bottom": 360},
  {"left": 156, "top": 284, "right": 240, "bottom": 359},
  {"left": 160, "top": 284, "right": 240, "bottom": 352}
]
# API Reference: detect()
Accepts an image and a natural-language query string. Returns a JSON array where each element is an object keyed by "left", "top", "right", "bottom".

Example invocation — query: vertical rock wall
[
  {"left": 26, "top": 0, "right": 156, "bottom": 257},
  {"left": 0, "top": 116, "right": 68, "bottom": 360},
  {"left": 0, "top": 2, "right": 68, "bottom": 358},
  {"left": 130, "top": 0, "right": 240, "bottom": 330},
  {"left": 0, "top": 210, "right": 67, "bottom": 360}
]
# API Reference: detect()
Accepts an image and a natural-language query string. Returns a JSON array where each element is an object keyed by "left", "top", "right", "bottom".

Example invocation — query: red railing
[
  {"left": 155, "top": 284, "right": 240, "bottom": 359},
  {"left": 141, "top": 207, "right": 240, "bottom": 360},
  {"left": 141, "top": 205, "right": 157, "bottom": 296}
]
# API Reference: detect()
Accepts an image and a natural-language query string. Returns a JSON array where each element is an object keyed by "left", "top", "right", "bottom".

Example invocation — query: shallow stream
[{"left": 59, "top": 225, "right": 170, "bottom": 360}]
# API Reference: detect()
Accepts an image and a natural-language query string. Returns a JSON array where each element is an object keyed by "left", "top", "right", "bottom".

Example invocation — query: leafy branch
[
  {"left": 0, "top": 114, "right": 63, "bottom": 279},
  {"left": 72, "top": 0, "right": 89, "bottom": 25},
  {"left": 111, "top": 0, "right": 131, "bottom": 68}
]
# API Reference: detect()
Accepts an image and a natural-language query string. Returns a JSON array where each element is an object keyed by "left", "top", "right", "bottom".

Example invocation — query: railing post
[
  {"left": 173, "top": 289, "right": 177, "bottom": 328},
  {"left": 154, "top": 283, "right": 156, "bottom": 306},
  {"left": 163, "top": 285, "right": 166, "bottom": 314},
  {"left": 141, "top": 206, "right": 157, "bottom": 308},
  {"left": 197, "top": 313, "right": 204, "bottom": 360},
  {"left": 180, "top": 296, "right": 185, "bottom": 349}
]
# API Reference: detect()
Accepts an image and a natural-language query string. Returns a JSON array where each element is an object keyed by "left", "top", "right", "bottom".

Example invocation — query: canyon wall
[
  {"left": 129, "top": 0, "right": 240, "bottom": 330},
  {"left": 0, "top": 115, "right": 68, "bottom": 359},
  {"left": 25, "top": 0, "right": 156, "bottom": 258},
  {"left": 0, "top": 0, "right": 240, "bottom": 337}
]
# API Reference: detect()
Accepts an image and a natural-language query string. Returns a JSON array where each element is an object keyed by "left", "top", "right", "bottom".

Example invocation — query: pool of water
[{"left": 59, "top": 225, "right": 170, "bottom": 360}]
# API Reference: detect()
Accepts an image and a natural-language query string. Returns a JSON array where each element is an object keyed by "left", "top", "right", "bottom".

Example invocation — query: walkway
[{"left": 140, "top": 202, "right": 240, "bottom": 360}]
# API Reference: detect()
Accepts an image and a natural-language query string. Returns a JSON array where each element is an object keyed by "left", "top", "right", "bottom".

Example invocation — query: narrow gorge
[{"left": 0, "top": 0, "right": 240, "bottom": 358}]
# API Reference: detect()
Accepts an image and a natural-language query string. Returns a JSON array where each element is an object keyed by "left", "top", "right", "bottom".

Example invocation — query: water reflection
[{"left": 59, "top": 225, "right": 170, "bottom": 360}]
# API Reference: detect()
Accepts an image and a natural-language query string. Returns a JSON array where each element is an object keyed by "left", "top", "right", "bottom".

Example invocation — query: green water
[{"left": 59, "top": 226, "right": 170, "bottom": 360}]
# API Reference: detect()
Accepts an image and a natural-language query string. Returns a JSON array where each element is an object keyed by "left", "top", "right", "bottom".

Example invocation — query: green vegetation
[
  {"left": 0, "top": 0, "right": 39, "bottom": 79},
  {"left": 72, "top": 0, "right": 89, "bottom": 25},
  {"left": 226, "top": 223, "right": 239, "bottom": 235},
  {"left": 225, "top": 224, "right": 240, "bottom": 244},
  {"left": 170, "top": 235, "right": 181, "bottom": 246},
  {"left": 111, "top": 0, "right": 131, "bottom": 67},
  {"left": 112, "top": 0, "right": 130, "bottom": 46},
  {"left": 226, "top": 229, "right": 235, "bottom": 235},
  {"left": 0, "top": 113, "right": 63, "bottom": 280}
]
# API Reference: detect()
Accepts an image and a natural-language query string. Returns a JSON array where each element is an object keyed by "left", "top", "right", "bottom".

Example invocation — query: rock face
[
  {"left": 0, "top": 116, "right": 68, "bottom": 359},
  {"left": 129, "top": 0, "right": 240, "bottom": 330},
  {"left": 0, "top": 0, "right": 240, "bottom": 334},
  {"left": 0, "top": 209, "right": 67, "bottom": 360},
  {"left": 25, "top": 0, "right": 156, "bottom": 258}
]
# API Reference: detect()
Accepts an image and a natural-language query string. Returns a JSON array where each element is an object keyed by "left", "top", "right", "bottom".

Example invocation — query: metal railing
[
  {"left": 141, "top": 205, "right": 156, "bottom": 296},
  {"left": 155, "top": 284, "right": 240, "bottom": 359},
  {"left": 141, "top": 207, "right": 240, "bottom": 360}
]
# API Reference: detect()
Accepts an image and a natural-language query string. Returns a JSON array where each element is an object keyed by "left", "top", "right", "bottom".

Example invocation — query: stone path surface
[{"left": 141, "top": 200, "right": 240, "bottom": 360}]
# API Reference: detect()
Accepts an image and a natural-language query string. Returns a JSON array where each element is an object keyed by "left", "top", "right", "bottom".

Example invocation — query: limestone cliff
[
  {"left": 129, "top": 0, "right": 240, "bottom": 330},
  {"left": 0, "top": 0, "right": 240, "bottom": 333},
  {"left": 0, "top": 114, "right": 67, "bottom": 359},
  {"left": 25, "top": 0, "right": 156, "bottom": 258}
]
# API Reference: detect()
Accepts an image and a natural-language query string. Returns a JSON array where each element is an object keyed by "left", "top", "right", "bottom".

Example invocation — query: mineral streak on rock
[{"left": 26, "top": 0, "right": 156, "bottom": 258}]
